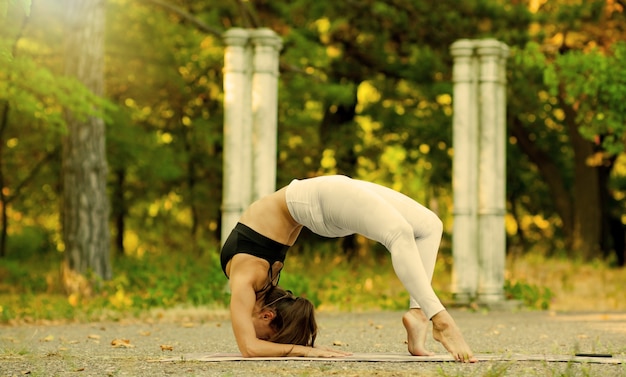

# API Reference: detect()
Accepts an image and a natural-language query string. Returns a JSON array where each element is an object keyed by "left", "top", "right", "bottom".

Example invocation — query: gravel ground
[{"left": 1, "top": 309, "right": 625, "bottom": 377}]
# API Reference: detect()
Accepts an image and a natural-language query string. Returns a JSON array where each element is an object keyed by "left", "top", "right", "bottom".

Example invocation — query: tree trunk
[
  {"left": 112, "top": 168, "right": 126, "bottom": 256},
  {"left": 558, "top": 85, "right": 602, "bottom": 260},
  {"left": 509, "top": 116, "right": 574, "bottom": 245},
  {"left": 62, "top": 0, "right": 111, "bottom": 282},
  {"left": 0, "top": 18, "right": 28, "bottom": 258},
  {"left": 0, "top": 101, "right": 9, "bottom": 258},
  {"left": 319, "top": 99, "right": 358, "bottom": 177},
  {"left": 319, "top": 90, "right": 358, "bottom": 257}
]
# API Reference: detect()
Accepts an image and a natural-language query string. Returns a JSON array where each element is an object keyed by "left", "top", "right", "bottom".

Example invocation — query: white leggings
[{"left": 286, "top": 175, "right": 445, "bottom": 319}]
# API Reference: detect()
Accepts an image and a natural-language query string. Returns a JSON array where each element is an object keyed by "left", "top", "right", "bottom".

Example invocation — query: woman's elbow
[
  {"left": 238, "top": 341, "right": 264, "bottom": 358},
  {"left": 240, "top": 349, "right": 255, "bottom": 358}
]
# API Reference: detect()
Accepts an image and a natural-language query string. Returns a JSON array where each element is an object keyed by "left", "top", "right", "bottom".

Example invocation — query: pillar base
[
  {"left": 477, "top": 292, "right": 505, "bottom": 303},
  {"left": 478, "top": 299, "right": 524, "bottom": 311},
  {"left": 446, "top": 297, "right": 524, "bottom": 312},
  {"left": 451, "top": 292, "right": 475, "bottom": 305}
]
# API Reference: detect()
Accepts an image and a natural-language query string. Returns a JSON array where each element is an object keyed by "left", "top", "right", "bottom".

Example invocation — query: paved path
[{"left": 1, "top": 309, "right": 625, "bottom": 376}]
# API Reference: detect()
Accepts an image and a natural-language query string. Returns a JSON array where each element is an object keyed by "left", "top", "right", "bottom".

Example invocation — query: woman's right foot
[{"left": 431, "top": 310, "right": 477, "bottom": 362}]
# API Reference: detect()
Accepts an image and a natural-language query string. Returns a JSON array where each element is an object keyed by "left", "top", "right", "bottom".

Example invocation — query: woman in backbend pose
[{"left": 221, "top": 175, "right": 476, "bottom": 362}]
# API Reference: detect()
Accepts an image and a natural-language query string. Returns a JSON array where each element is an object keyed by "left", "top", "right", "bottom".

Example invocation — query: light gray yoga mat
[{"left": 157, "top": 352, "right": 625, "bottom": 364}]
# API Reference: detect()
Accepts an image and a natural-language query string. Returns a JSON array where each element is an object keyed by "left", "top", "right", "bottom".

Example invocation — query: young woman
[{"left": 221, "top": 175, "right": 476, "bottom": 362}]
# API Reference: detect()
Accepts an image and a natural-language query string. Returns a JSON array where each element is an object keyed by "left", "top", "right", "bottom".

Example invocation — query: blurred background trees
[{"left": 1, "top": 0, "right": 625, "bottom": 288}]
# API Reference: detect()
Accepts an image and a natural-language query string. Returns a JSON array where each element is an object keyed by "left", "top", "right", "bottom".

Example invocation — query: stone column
[
  {"left": 250, "top": 28, "right": 283, "bottom": 201},
  {"left": 450, "top": 40, "right": 480, "bottom": 303},
  {"left": 450, "top": 39, "right": 509, "bottom": 303},
  {"left": 476, "top": 39, "right": 507, "bottom": 302},
  {"left": 221, "top": 28, "right": 283, "bottom": 245},
  {"left": 221, "top": 28, "right": 252, "bottom": 244}
]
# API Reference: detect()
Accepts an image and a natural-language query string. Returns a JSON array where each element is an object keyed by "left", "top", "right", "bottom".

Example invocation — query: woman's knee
[{"left": 429, "top": 214, "right": 443, "bottom": 237}]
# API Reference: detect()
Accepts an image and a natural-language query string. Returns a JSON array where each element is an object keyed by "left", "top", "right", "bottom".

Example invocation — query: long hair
[{"left": 262, "top": 286, "right": 317, "bottom": 347}]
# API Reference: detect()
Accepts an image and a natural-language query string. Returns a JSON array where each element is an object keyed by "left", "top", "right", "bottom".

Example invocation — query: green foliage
[
  {"left": 544, "top": 42, "right": 626, "bottom": 155},
  {"left": 0, "top": 259, "right": 47, "bottom": 293},
  {"left": 0, "top": 1, "right": 106, "bottom": 132},
  {"left": 108, "top": 252, "right": 229, "bottom": 309},
  {"left": 4, "top": 248, "right": 626, "bottom": 323},
  {"left": 5, "top": 226, "right": 52, "bottom": 259},
  {"left": 279, "top": 270, "right": 320, "bottom": 307},
  {"left": 504, "top": 279, "right": 554, "bottom": 310}
]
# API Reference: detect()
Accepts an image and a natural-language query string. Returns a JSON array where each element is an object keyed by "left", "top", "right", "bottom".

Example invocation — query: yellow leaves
[
  {"left": 67, "top": 293, "right": 79, "bottom": 307},
  {"left": 181, "top": 116, "right": 191, "bottom": 127},
  {"left": 304, "top": 100, "right": 323, "bottom": 120},
  {"left": 111, "top": 338, "right": 134, "bottom": 348},
  {"left": 320, "top": 149, "right": 336, "bottom": 171},
  {"left": 157, "top": 131, "right": 173, "bottom": 144},
  {"left": 553, "top": 108, "right": 565, "bottom": 121},
  {"left": 356, "top": 115, "right": 382, "bottom": 144},
  {"left": 315, "top": 18, "right": 331, "bottom": 43},
  {"left": 436, "top": 93, "right": 452, "bottom": 106},
  {"left": 6, "top": 137, "right": 17, "bottom": 148},
  {"left": 109, "top": 286, "right": 133, "bottom": 309},
  {"left": 287, "top": 135, "right": 303, "bottom": 149},
  {"left": 357, "top": 81, "right": 381, "bottom": 107},
  {"left": 124, "top": 98, "right": 136, "bottom": 107},
  {"left": 528, "top": 0, "right": 548, "bottom": 13},
  {"left": 326, "top": 46, "right": 341, "bottom": 59},
  {"left": 586, "top": 151, "right": 606, "bottom": 167},
  {"left": 147, "top": 191, "right": 183, "bottom": 218},
  {"left": 380, "top": 145, "right": 406, "bottom": 172},
  {"left": 418, "top": 144, "right": 430, "bottom": 155}
]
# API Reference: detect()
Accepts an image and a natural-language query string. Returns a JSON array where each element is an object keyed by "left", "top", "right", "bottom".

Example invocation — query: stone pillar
[
  {"left": 450, "top": 39, "right": 509, "bottom": 303},
  {"left": 221, "top": 28, "right": 282, "bottom": 245},
  {"left": 221, "top": 28, "right": 252, "bottom": 244},
  {"left": 476, "top": 39, "right": 507, "bottom": 302},
  {"left": 450, "top": 40, "right": 479, "bottom": 303},
  {"left": 250, "top": 29, "right": 283, "bottom": 200}
]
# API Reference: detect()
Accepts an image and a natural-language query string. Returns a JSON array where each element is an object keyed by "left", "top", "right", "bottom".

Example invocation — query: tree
[
  {"left": 62, "top": 0, "right": 111, "bottom": 282},
  {"left": 507, "top": 0, "right": 626, "bottom": 263},
  {"left": 0, "top": 0, "right": 98, "bottom": 260}
]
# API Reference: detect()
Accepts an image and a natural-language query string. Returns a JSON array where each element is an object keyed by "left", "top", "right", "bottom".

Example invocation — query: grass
[
  {"left": 0, "top": 244, "right": 625, "bottom": 324},
  {"left": 505, "top": 252, "right": 626, "bottom": 312}
]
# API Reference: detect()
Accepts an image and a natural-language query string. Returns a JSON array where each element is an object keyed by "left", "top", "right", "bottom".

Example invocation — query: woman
[{"left": 221, "top": 175, "right": 476, "bottom": 362}]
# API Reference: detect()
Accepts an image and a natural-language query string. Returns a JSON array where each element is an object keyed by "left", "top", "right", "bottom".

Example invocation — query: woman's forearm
[{"left": 240, "top": 339, "right": 309, "bottom": 357}]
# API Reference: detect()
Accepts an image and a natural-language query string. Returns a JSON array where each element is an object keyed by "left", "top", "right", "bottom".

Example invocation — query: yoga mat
[{"left": 157, "top": 352, "right": 625, "bottom": 364}]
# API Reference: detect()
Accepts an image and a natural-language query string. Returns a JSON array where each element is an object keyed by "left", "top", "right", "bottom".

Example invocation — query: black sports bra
[{"left": 220, "top": 223, "right": 290, "bottom": 293}]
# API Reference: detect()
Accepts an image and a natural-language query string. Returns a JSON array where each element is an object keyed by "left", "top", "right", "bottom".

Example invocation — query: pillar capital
[
  {"left": 450, "top": 39, "right": 475, "bottom": 58},
  {"left": 223, "top": 28, "right": 250, "bottom": 47},
  {"left": 250, "top": 28, "right": 283, "bottom": 51},
  {"left": 476, "top": 39, "right": 504, "bottom": 57}
]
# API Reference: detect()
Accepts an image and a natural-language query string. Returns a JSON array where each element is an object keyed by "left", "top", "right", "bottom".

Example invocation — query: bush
[
  {"left": 5, "top": 226, "right": 54, "bottom": 260},
  {"left": 107, "top": 251, "right": 230, "bottom": 310},
  {"left": 0, "top": 259, "right": 49, "bottom": 294},
  {"left": 504, "top": 279, "right": 553, "bottom": 310}
]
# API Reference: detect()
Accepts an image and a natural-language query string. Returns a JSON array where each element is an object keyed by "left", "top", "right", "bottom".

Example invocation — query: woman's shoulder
[{"left": 228, "top": 254, "right": 270, "bottom": 287}]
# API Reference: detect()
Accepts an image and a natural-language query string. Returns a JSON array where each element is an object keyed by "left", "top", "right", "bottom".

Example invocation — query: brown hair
[{"left": 262, "top": 286, "right": 317, "bottom": 347}]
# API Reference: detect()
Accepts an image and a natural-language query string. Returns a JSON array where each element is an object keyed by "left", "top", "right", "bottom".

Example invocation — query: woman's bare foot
[
  {"left": 431, "top": 310, "right": 477, "bottom": 363},
  {"left": 402, "top": 309, "right": 434, "bottom": 356}
]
